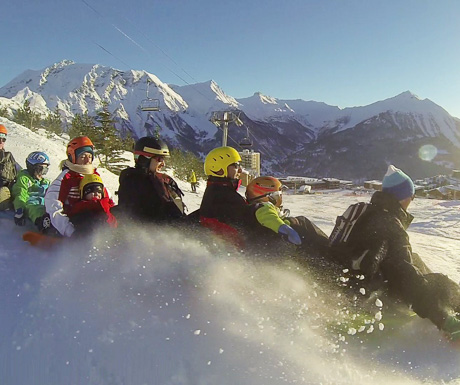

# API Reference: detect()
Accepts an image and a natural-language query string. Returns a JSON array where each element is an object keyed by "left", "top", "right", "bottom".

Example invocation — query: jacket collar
[
  {"left": 370, "top": 191, "right": 414, "bottom": 228},
  {"left": 207, "top": 176, "right": 240, "bottom": 191}
]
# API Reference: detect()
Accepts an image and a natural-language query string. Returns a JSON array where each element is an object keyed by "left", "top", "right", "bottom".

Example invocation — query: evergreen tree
[
  {"left": 13, "top": 100, "right": 40, "bottom": 131},
  {"left": 69, "top": 111, "right": 95, "bottom": 140},
  {"left": 168, "top": 148, "right": 205, "bottom": 182},
  {"left": 0, "top": 105, "right": 9, "bottom": 119},
  {"left": 43, "top": 106, "right": 63, "bottom": 137},
  {"left": 94, "top": 101, "right": 129, "bottom": 174}
]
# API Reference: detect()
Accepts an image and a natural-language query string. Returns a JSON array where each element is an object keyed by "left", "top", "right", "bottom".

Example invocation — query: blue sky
[{"left": 2, "top": 0, "right": 460, "bottom": 117}]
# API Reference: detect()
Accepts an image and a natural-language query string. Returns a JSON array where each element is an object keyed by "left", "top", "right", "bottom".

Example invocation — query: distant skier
[
  {"left": 116, "top": 136, "right": 186, "bottom": 223},
  {"left": 189, "top": 169, "right": 197, "bottom": 193},
  {"left": 45, "top": 136, "right": 110, "bottom": 237},
  {"left": 0, "top": 124, "right": 20, "bottom": 211},
  {"left": 12, "top": 151, "right": 52, "bottom": 232},
  {"left": 330, "top": 165, "right": 460, "bottom": 340}
]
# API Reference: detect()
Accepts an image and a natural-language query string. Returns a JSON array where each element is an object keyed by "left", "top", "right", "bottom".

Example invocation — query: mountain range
[{"left": 1, "top": 59, "right": 459, "bottom": 180}]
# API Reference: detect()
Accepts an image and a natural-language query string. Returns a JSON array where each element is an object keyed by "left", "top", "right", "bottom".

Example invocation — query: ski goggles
[
  {"left": 34, "top": 164, "right": 49, "bottom": 175},
  {"left": 83, "top": 184, "right": 104, "bottom": 196},
  {"left": 255, "top": 189, "right": 285, "bottom": 202}
]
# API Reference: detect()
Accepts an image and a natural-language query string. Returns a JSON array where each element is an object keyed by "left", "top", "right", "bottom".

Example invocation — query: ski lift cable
[
  {"left": 80, "top": 0, "right": 257, "bottom": 151},
  {"left": 240, "top": 122, "right": 279, "bottom": 159},
  {"left": 119, "top": 13, "right": 200, "bottom": 85},
  {"left": 79, "top": 0, "right": 224, "bottom": 106},
  {"left": 93, "top": 42, "right": 132, "bottom": 68},
  {"left": 242, "top": 123, "right": 275, "bottom": 157},
  {"left": 80, "top": 0, "right": 192, "bottom": 87},
  {"left": 212, "top": 124, "right": 243, "bottom": 151}
]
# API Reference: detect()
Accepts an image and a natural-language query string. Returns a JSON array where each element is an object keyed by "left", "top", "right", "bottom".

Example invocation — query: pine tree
[
  {"left": 13, "top": 100, "right": 40, "bottom": 131},
  {"left": 168, "top": 148, "right": 205, "bottom": 182},
  {"left": 0, "top": 105, "right": 9, "bottom": 119},
  {"left": 43, "top": 106, "right": 63, "bottom": 137},
  {"left": 93, "top": 101, "right": 129, "bottom": 174},
  {"left": 69, "top": 111, "right": 95, "bottom": 139}
]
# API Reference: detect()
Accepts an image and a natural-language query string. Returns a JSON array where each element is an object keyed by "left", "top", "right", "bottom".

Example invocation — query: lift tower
[{"left": 210, "top": 111, "right": 243, "bottom": 147}]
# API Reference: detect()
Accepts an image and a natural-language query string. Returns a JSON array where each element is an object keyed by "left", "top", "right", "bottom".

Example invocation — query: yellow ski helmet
[
  {"left": 79, "top": 174, "right": 104, "bottom": 198},
  {"left": 204, "top": 146, "right": 241, "bottom": 178}
]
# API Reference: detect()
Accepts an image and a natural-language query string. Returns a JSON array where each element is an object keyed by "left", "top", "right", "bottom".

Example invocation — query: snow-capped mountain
[{"left": 1, "top": 60, "right": 460, "bottom": 179}]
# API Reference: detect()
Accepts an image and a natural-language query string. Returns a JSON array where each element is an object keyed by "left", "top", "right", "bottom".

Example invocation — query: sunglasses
[
  {"left": 0, "top": 138, "right": 6, "bottom": 143},
  {"left": 83, "top": 185, "right": 103, "bottom": 196}
]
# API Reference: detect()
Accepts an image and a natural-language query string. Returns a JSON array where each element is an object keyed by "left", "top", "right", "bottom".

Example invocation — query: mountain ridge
[{"left": 1, "top": 60, "right": 459, "bottom": 179}]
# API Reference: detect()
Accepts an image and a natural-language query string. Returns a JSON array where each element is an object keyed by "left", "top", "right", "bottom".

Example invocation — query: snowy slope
[{"left": 2, "top": 120, "right": 460, "bottom": 384}]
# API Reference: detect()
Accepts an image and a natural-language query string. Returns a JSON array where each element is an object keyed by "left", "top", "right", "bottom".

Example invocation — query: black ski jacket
[
  {"left": 200, "top": 176, "right": 252, "bottom": 229},
  {"left": 117, "top": 167, "right": 185, "bottom": 223},
  {"left": 335, "top": 190, "right": 460, "bottom": 328}
]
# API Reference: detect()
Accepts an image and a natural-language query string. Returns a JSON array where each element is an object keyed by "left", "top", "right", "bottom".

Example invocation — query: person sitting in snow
[
  {"left": 330, "top": 164, "right": 460, "bottom": 340},
  {"left": 116, "top": 136, "right": 186, "bottom": 223},
  {"left": 0, "top": 124, "right": 20, "bottom": 211},
  {"left": 244, "top": 176, "right": 329, "bottom": 253},
  {"left": 45, "top": 136, "right": 111, "bottom": 237},
  {"left": 199, "top": 146, "right": 254, "bottom": 247},
  {"left": 12, "top": 151, "right": 52, "bottom": 232},
  {"left": 66, "top": 174, "right": 117, "bottom": 236}
]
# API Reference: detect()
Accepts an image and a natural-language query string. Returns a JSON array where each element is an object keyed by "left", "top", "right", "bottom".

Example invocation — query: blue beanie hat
[
  {"left": 74, "top": 146, "right": 94, "bottom": 160},
  {"left": 382, "top": 165, "right": 415, "bottom": 201}
]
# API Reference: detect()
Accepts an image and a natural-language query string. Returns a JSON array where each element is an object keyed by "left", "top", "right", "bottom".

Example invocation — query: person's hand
[
  {"left": 278, "top": 224, "right": 301, "bottom": 245},
  {"left": 14, "top": 208, "right": 26, "bottom": 226}
]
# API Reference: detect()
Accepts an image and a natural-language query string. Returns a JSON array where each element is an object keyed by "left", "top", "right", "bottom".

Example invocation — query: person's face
[
  {"left": 83, "top": 184, "right": 103, "bottom": 200},
  {"left": 34, "top": 164, "right": 49, "bottom": 180},
  {"left": 399, "top": 194, "right": 415, "bottom": 211},
  {"left": 0, "top": 136, "right": 6, "bottom": 150},
  {"left": 76, "top": 152, "right": 93, "bottom": 165},
  {"left": 149, "top": 156, "right": 165, "bottom": 174},
  {"left": 84, "top": 191, "right": 102, "bottom": 200},
  {"left": 226, "top": 162, "right": 242, "bottom": 179}
]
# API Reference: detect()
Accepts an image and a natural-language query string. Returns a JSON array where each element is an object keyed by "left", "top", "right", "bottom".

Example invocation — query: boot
[{"left": 35, "top": 213, "right": 52, "bottom": 233}]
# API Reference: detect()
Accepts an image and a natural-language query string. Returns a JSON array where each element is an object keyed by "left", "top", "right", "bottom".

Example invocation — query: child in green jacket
[
  {"left": 246, "top": 176, "right": 329, "bottom": 252},
  {"left": 12, "top": 151, "right": 51, "bottom": 231}
]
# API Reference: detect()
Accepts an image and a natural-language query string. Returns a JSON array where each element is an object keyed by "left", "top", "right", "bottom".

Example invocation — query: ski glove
[
  {"left": 278, "top": 224, "right": 302, "bottom": 245},
  {"left": 14, "top": 208, "right": 26, "bottom": 226},
  {"left": 442, "top": 315, "right": 460, "bottom": 342}
]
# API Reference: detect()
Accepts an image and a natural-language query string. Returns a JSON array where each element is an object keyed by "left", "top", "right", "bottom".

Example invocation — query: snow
[{"left": 2, "top": 118, "right": 460, "bottom": 384}]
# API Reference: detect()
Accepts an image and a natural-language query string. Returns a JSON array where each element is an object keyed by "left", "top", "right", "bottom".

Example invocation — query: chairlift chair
[
  {"left": 140, "top": 77, "right": 161, "bottom": 112},
  {"left": 140, "top": 98, "right": 160, "bottom": 112},
  {"left": 239, "top": 136, "right": 253, "bottom": 148}
]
